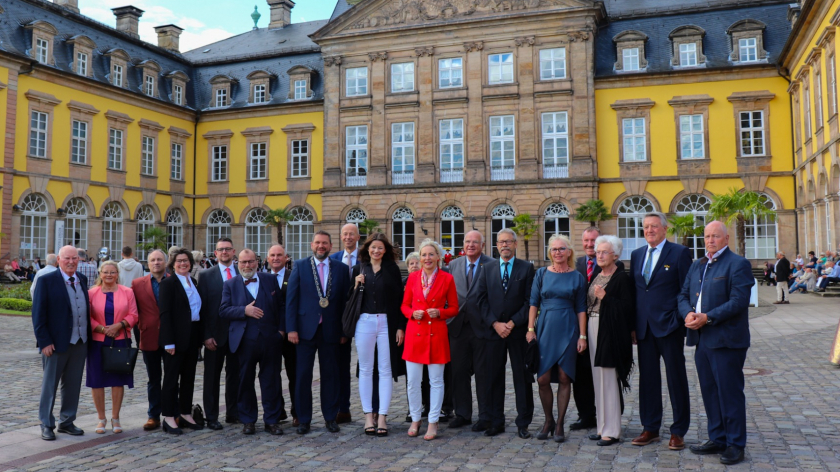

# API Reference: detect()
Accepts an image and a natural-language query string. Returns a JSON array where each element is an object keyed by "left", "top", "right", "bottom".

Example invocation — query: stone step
[{"left": 813, "top": 291, "right": 840, "bottom": 297}]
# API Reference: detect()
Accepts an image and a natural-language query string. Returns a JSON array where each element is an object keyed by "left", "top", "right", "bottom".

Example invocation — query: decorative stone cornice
[
  {"left": 414, "top": 47, "right": 434, "bottom": 57},
  {"left": 66, "top": 100, "right": 99, "bottom": 116},
  {"left": 240, "top": 126, "right": 274, "bottom": 137},
  {"left": 25, "top": 90, "right": 61, "bottom": 107},
  {"left": 104, "top": 110, "right": 134, "bottom": 124},
  {"left": 323, "top": 55, "right": 342, "bottom": 67},
  {"left": 667, "top": 94, "right": 714, "bottom": 108},
  {"left": 167, "top": 126, "right": 192, "bottom": 138},
  {"left": 568, "top": 31, "right": 590, "bottom": 42},
  {"left": 514, "top": 36, "right": 535, "bottom": 47},
  {"left": 138, "top": 118, "right": 164, "bottom": 132},
  {"left": 368, "top": 51, "right": 388, "bottom": 62},
  {"left": 610, "top": 98, "right": 655, "bottom": 111},
  {"left": 727, "top": 90, "right": 776, "bottom": 104},
  {"left": 464, "top": 41, "right": 484, "bottom": 52}
]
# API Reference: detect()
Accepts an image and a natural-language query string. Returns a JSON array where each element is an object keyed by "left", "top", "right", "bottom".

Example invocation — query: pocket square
[{"left": 271, "top": 291, "right": 276, "bottom": 296}]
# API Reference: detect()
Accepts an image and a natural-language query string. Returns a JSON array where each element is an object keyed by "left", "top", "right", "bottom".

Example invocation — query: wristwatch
[
  {"left": 579, "top": 335, "right": 587, "bottom": 340},
  {"left": 528, "top": 328, "right": 535, "bottom": 332}
]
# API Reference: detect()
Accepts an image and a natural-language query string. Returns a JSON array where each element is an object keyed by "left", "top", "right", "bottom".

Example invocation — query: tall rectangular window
[
  {"left": 36, "top": 38, "right": 48, "bottom": 64},
  {"left": 173, "top": 84, "right": 183, "bottom": 106},
  {"left": 622, "top": 48, "right": 640, "bottom": 71},
  {"left": 391, "top": 123, "right": 415, "bottom": 184},
  {"left": 622, "top": 118, "right": 646, "bottom": 162},
  {"left": 740, "top": 111, "right": 765, "bottom": 156},
  {"left": 294, "top": 80, "right": 307, "bottom": 100},
  {"left": 141, "top": 136, "right": 155, "bottom": 175},
  {"left": 489, "top": 115, "right": 515, "bottom": 180},
  {"left": 212, "top": 145, "right": 228, "bottom": 181},
  {"left": 291, "top": 139, "right": 309, "bottom": 177},
  {"left": 215, "top": 89, "right": 227, "bottom": 107},
  {"left": 76, "top": 52, "right": 88, "bottom": 76},
  {"left": 170, "top": 142, "right": 182, "bottom": 180},
  {"left": 489, "top": 53, "right": 514, "bottom": 84},
  {"left": 29, "top": 111, "right": 48, "bottom": 158},
  {"left": 830, "top": 56, "right": 838, "bottom": 117},
  {"left": 253, "top": 84, "right": 266, "bottom": 103},
  {"left": 345, "top": 125, "right": 368, "bottom": 186},
  {"left": 739, "top": 38, "right": 757, "bottom": 62},
  {"left": 250, "top": 142, "right": 267, "bottom": 180},
  {"left": 391, "top": 63, "right": 415, "bottom": 92},
  {"left": 541, "top": 112, "right": 568, "bottom": 177},
  {"left": 679, "top": 114, "right": 704, "bottom": 159},
  {"left": 346, "top": 67, "right": 368, "bottom": 96},
  {"left": 440, "top": 119, "right": 464, "bottom": 182},
  {"left": 815, "top": 71, "right": 824, "bottom": 127},
  {"left": 679, "top": 43, "right": 697, "bottom": 66},
  {"left": 539, "top": 48, "right": 566, "bottom": 80},
  {"left": 439, "top": 58, "right": 462, "bottom": 88},
  {"left": 108, "top": 128, "right": 123, "bottom": 170},
  {"left": 112, "top": 64, "right": 123, "bottom": 87},
  {"left": 804, "top": 83, "right": 812, "bottom": 137},
  {"left": 71, "top": 120, "right": 87, "bottom": 164},
  {"left": 144, "top": 75, "right": 155, "bottom": 97}
]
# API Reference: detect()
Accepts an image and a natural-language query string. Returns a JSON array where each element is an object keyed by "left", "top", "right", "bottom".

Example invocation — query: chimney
[
  {"left": 112, "top": 6, "right": 144, "bottom": 39},
  {"left": 266, "top": 0, "right": 294, "bottom": 29},
  {"left": 154, "top": 25, "right": 183, "bottom": 52},
  {"left": 53, "top": 0, "right": 80, "bottom": 13}
]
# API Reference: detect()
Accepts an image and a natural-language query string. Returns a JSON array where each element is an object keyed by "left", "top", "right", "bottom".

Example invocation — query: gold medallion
[{"left": 319, "top": 297, "right": 329, "bottom": 308}]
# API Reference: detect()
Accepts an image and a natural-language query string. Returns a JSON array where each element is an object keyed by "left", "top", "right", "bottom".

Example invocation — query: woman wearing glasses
[{"left": 527, "top": 234, "right": 587, "bottom": 442}]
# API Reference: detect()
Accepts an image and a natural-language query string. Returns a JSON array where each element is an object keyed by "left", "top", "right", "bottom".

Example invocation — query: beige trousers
[{"left": 588, "top": 316, "right": 622, "bottom": 439}]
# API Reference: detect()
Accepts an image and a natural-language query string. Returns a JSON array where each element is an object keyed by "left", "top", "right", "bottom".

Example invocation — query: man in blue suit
[
  {"left": 32, "top": 245, "right": 90, "bottom": 441},
  {"left": 287, "top": 231, "right": 351, "bottom": 434},
  {"left": 329, "top": 223, "right": 360, "bottom": 424},
  {"left": 679, "top": 220, "right": 753, "bottom": 465},
  {"left": 629, "top": 212, "right": 692, "bottom": 450},
  {"left": 220, "top": 249, "right": 284, "bottom": 435}
]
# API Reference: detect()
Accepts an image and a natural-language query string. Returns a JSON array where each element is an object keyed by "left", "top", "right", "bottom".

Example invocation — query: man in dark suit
[
  {"left": 629, "top": 212, "right": 692, "bottom": 450},
  {"left": 475, "top": 228, "right": 535, "bottom": 438},
  {"left": 679, "top": 220, "right": 754, "bottom": 465},
  {"left": 773, "top": 251, "right": 791, "bottom": 304},
  {"left": 447, "top": 230, "right": 494, "bottom": 430},
  {"left": 328, "top": 223, "right": 360, "bottom": 424},
  {"left": 572, "top": 226, "right": 626, "bottom": 431},
  {"left": 197, "top": 237, "right": 240, "bottom": 430},
  {"left": 32, "top": 245, "right": 90, "bottom": 440},
  {"left": 267, "top": 244, "right": 296, "bottom": 425},
  {"left": 220, "top": 249, "right": 285, "bottom": 435},
  {"left": 286, "top": 231, "right": 351, "bottom": 434}
]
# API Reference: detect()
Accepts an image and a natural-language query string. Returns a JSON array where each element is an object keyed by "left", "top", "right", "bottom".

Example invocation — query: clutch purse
[{"left": 101, "top": 327, "right": 139, "bottom": 375}]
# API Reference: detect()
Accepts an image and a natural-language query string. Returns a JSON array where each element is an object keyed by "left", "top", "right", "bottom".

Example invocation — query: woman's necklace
[{"left": 551, "top": 263, "right": 572, "bottom": 273}]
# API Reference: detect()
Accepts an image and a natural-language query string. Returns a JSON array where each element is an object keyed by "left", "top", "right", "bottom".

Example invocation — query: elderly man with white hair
[{"left": 30, "top": 253, "right": 58, "bottom": 298}]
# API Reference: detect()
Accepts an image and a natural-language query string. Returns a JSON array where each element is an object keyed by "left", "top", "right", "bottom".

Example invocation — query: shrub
[
  {"left": 0, "top": 283, "right": 32, "bottom": 301},
  {"left": 0, "top": 298, "right": 32, "bottom": 312}
]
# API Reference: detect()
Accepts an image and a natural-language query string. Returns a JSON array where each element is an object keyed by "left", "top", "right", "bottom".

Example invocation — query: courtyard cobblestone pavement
[{"left": 0, "top": 285, "right": 838, "bottom": 471}]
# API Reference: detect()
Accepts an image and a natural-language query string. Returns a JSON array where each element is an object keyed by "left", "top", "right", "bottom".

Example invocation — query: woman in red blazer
[
  {"left": 87, "top": 260, "right": 139, "bottom": 434},
  {"left": 402, "top": 239, "right": 458, "bottom": 441}
]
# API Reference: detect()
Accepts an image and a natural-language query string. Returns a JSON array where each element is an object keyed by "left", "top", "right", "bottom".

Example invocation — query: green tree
[
  {"left": 358, "top": 219, "right": 381, "bottom": 240},
  {"left": 263, "top": 208, "right": 295, "bottom": 246},
  {"left": 667, "top": 214, "right": 703, "bottom": 248},
  {"left": 708, "top": 188, "right": 777, "bottom": 257},
  {"left": 138, "top": 227, "right": 168, "bottom": 253},
  {"left": 511, "top": 213, "right": 539, "bottom": 261},
  {"left": 573, "top": 199, "right": 613, "bottom": 228}
]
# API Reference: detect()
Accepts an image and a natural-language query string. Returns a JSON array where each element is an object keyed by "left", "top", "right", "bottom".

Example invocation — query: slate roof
[
  {"left": 330, "top": 0, "right": 354, "bottom": 22},
  {"left": 603, "top": 0, "right": 790, "bottom": 19},
  {"left": 595, "top": 3, "right": 792, "bottom": 77},
  {"left": 182, "top": 20, "right": 327, "bottom": 64}
]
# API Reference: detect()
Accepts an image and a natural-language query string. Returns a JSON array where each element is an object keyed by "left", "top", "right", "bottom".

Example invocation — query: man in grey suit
[
  {"left": 32, "top": 245, "right": 90, "bottom": 440},
  {"left": 447, "top": 230, "right": 494, "bottom": 430}
]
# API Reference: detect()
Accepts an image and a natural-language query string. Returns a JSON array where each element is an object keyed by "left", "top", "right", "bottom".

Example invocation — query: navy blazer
[
  {"left": 198, "top": 264, "right": 238, "bottom": 345},
  {"left": 219, "top": 273, "right": 283, "bottom": 353},
  {"left": 286, "top": 257, "right": 351, "bottom": 343},
  {"left": 31, "top": 270, "right": 90, "bottom": 353},
  {"left": 475, "top": 258, "right": 535, "bottom": 340},
  {"left": 678, "top": 247, "right": 754, "bottom": 349},
  {"left": 630, "top": 240, "right": 692, "bottom": 340}
]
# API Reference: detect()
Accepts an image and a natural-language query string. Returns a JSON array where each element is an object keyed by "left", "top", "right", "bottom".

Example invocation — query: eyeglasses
[
  {"left": 174, "top": 259, "right": 191, "bottom": 264},
  {"left": 497, "top": 240, "right": 515, "bottom": 246},
  {"left": 216, "top": 247, "right": 235, "bottom": 252},
  {"left": 595, "top": 251, "right": 614, "bottom": 256},
  {"left": 549, "top": 247, "right": 568, "bottom": 253},
  {"left": 239, "top": 259, "right": 257, "bottom": 265}
]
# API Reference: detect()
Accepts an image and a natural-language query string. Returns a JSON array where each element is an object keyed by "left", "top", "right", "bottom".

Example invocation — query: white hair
[
  {"left": 418, "top": 239, "right": 443, "bottom": 268},
  {"left": 643, "top": 212, "right": 668, "bottom": 227},
  {"left": 405, "top": 251, "right": 420, "bottom": 263},
  {"left": 498, "top": 228, "right": 517, "bottom": 242},
  {"left": 594, "top": 235, "right": 622, "bottom": 257}
]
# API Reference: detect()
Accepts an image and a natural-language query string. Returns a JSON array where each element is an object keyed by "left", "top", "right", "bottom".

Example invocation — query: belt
[{"left": 589, "top": 312, "right": 599, "bottom": 318}]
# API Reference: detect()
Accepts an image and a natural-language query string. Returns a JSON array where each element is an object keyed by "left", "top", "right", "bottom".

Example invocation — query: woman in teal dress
[{"left": 527, "top": 234, "right": 587, "bottom": 443}]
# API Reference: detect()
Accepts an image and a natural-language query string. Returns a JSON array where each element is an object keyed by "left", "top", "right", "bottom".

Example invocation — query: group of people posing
[{"left": 32, "top": 212, "right": 754, "bottom": 465}]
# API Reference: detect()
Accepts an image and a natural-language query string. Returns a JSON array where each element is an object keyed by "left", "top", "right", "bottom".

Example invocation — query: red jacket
[
  {"left": 401, "top": 270, "right": 459, "bottom": 365},
  {"left": 89, "top": 285, "right": 139, "bottom": 342},
  {"left": 132, "top": 274, "right": 163, "bottom": 351}
]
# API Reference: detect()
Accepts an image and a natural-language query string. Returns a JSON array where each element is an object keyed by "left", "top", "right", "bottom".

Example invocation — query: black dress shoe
[
  {"left": 325, "top": 420, "right": 340, "bottom": 433},
  {"left": 517, "top": 428, "right": 530, "bottom": 439},
  {"left": 162, "top": 421, "right": 182, "bottom": 435},
  {"left": 588, "top": 433, "right": 602, "bottom": 440},
  {"left": 449, "top": 416, "right": 472, "bottom": 428},
  {"left": 689, "top": 440, "right": 727, "bottom": 455},
  {"left": 597, "top": 437, "right": 620, "bottom": 446},
  {"left": 471, "top": 420, "right": 488, "bottom": 432},
  {"left": 178, "top": 417, "right": 204, "bottom": 430},
  {"left": 41, "top": 426, "right": 55, "bottom": 441},
  {"left": 335, "top": 412, "right": 352, "bottom": 424},
  {"left": 242, "top": 423, "right": 256, "bottom": 434},
  {"left": 265, "top": 424, "right": 284, "bottom": 436},
  {"left": 720, "top": 446, "right": 745, "bottom": 465},
  {"left": 225, "top": 416, "right": 240, "bottom": 424},
  {"left": 569, "top": 418, "right": 596, "bottom": 431},
  {"left": 206, "top": 420, "right": 223, "bottom": 431},
  {"left": 484, "top": 426, "right": 505, "bottom": 437},
  {"left": 279, "top": 411, "right": 288, "bottom": 421},
  {"left": 57, "top": 424, "right": 84, "bottom": 436},
  {"left": 297, "top": 423, "right": 311, "bottom": 434},
  {"left": 439, "top": 411, "right": 454, "bottom": 423}
]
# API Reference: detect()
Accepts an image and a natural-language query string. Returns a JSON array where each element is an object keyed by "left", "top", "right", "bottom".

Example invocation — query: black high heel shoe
[
  {"left": 162, "top": 419, "right": 182, "bottom": 435},
  {"left": 536, "top": 420, "right": 556, "bottom": 440},
  {"left": 178, "top": 417, "right": 204, "bottom": 431},
  {"left": 553, "top": 421, "right": 565, "bottom": 443}
]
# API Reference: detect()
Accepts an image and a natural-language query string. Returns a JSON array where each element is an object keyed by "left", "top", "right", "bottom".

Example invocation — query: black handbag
[
  {"left": 525, "top": 338, "right": 540, "bottom": 376},
  {"left": 101, "top": 327, "right": 139, "bottom": 375},
  {"left": 342, "top": 284, "right": 365, "bottom": 338}
]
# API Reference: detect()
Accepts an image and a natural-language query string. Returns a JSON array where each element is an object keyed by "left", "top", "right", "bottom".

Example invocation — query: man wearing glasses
[{"left": 197, "top": 237, "right": 240, "bottom": 430}]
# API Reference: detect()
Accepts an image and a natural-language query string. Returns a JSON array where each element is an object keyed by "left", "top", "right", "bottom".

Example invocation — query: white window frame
[
  {"left": 543, "top": 203, "right": 571, "bottom": 260},
  {"left": 622, "top": 117, "right": 646, "bottom": 162},
  {"left": 804, "top": 82, "right": 812, "bottom": 137},
  {"left": 539, "top": 48, "right": 566, "bottom": 80},
  {"left": 346, "top": 67, "right": 368, "bottom": 97},
  {"left": 141, "top": 136, "right": 155, "bottom": 175},
  {"left": 744, "top": 194, "right": 777, "bottom": 259},
  {"left": 65, "top": 198, "right": 87, "bottom": 248},
  {"left": 739, "top": 111, "right": 765, "bottom": 156},
  {"left": 440, "top": 206, "right": 465, "bottom": 254},
  {"left": 622, "top": 48, "right": 640, "bottom": 71},
  {"left": 36, "top": 38, "right": 49, "bottom": 64},
  {"left": 108, "top": 128, "right": 123, "bottom": 170},
  {"left": 245, "top": 208, "right": 272, "bottom": 259},
  {"left": 440, "top": 119, "right": 464, "bottom": 182},
  {"left": 488, "top": 53, "right": 514, "bottom": 84},
  {"left": 101, "top": 202, "right": 124, "bottom": 255},
  {"left": 173, "top": 84, "right": 183, "bottom": 106},
  {"left": 679, "top": 114, "right": 705, "bottom": 159},
  {"left": 170, "top": 142, "right": 183, "bottom": 180},
  {"left": 491, "top": 204, "right": 516, "bottom": 258},
  {"left": 76, "top": 51, "right": 88, "bottom": 76},
  {"left": 144, "top": 75, "right": 155, "bottom": 97},
  {"left": 815, "top": 70, "right": 824, "bottom": 127},
  {"left": 135, "top": 206, "right": 155, "bottom": 261},
  {"left": 391, "top": 122, "right": 415, "bottom": 184},
  {"left": 541, "top": 112, "right": 569, "bottom": 178},
  {"left": 112, "top": 64, "right": 123, "bottom": 87},
  {"left": 211, "top": 145, "right": 228, "bottom": 182},
  {"left": 215, "top": 88, "right": 228, "bottom": 108},
  {"left": 166, "top": 210, "right": 183, "bottom": 249},
  {"left": 617, "top": 196, "right": 655, "bottom": 259},
  {"left": 29, "top": 111, "right": 48, "bottom": 158},
  {"left": 250, "top": 142, "right": 267, "bottom": 180},
  {"left": 489, "top": 115, "right": 516, "bottom": 176},
  {"left": 831, "top": 57, "right": 838, "bottom": 117},
  {"left": 206, "top": 210, "right": 232, "bottom": 256},
  {"left": 346, "top": 125, "right": 368, "bottom": 186},
  {"left": 71, "top": 120, "right": 87, "bottom": 164},
  {"left": 675, "top": 194, "right": 711, "bottom": 259},
  {"left": 438, "top": 57, "right": 463, "bottom": 88},
  {"left": 738, "top": 38, "right": 758, "bottom": 63},
  {"left": 679, "top": 43, "right": 697, "bottom": 67},
  {"left": 391, "top": 62, "right": 415, "bottom": 93},
  {"left": 291, "top": 139, "right": 309, "bottom": 178},
  {"left": 294, "top": 80, "right": 307, "bottom": 100},
  {"left": 392, "top": 207, "right": 415, "bottom": 260},
  {"left": 286, "top": 207, "right": 315, "bottom": 261},
  {"left": 253, "top": 84, "right": 267, "bottom": 104},
  {"left": 19, "top": 194, "right": 48, "bottom": 261}
]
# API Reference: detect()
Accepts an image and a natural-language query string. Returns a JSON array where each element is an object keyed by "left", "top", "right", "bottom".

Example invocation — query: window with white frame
[
  {"left": 622, "top": 48, "right": 640, "bottom": 71},
  {"left": 392, "top": 122, "right": 415, "bottom": 184},
  {"left": 676, "top": 194, "right": 711, "bottom": 259},
  {"left": 102, "top": 202, "right": 123, "bottom": 255},
  {"left": 205, "top": 209, "right": 232, "bottom": 255},
  {"left": 738, "top": 38, "right": 758, "bottom": 62},
  {"left": 391, "top": 63, "right": 415, "bottom": 92},
  {"left": 108, "top": 128, "right": 123, "bottom": 170},
  {"left": 246, "top": 208, "right": 272, "bottom": 259},
  {"left": 490, "top": 115, "right": 515, "bottom": 178},
  {"left": 211, "top": 145, "right": 228, "bottom": 181},
  {"left": 489, "top": 53, "right": 514, "bottom": 84},
  {"left": 745, "top": 194, "right": 777, "bottom": 259},
  {"left": 166, "top": 209, "right": 183, "bottom": 249},
  {"left": 346, "top": 67, "right": 368, "bottom": 96},
  {"left": 617, "top": 196, "right": 655, "bottom": 259},
  {"left": 440, "top": 119, "right": 464, "bottom": 182},
  {"left": 439, "top": 58, "right": 462, "bottom": 88},
  {"left": 254, "top": 84, "right": 267, "bottom": 104},
  {"left": 543, "top": 203, "right": 570, "bottom": 260},
  {"left": 76, "top": 51, "right": 88, "bottom": 76},
  {"left": 135, "top": 206, "right": 155, "bottom": 261},
  {"left": 144, "top": 75, "right": 155, "bottom": 97},
  {"left": 831, "top": 57, "right": 838, "bottom": 117},
  {"left": 112, "top": 64, "right": 123, "bottom": 87},
  {"left": 803, "top": 82, "right": 812, "bottom": 137},
  {"left": 679, "top": 43, "right": 697, "bottom": 66},
  {"left": 141, "top": 136, "right": 155, "bottom": 175},
  {"left": 815, "top": 71, "right": 824, "bottom": 127},
  {"left": 491, "top": 204, "right": 516, "bottom": 258},
  {"left": 622, "top": 118, "right": 646, "bottom": 162},
  {"left": 65, "top": 197, "right": 87, "bottom": 248},
  {"left": 440, "top": 206, "right": 465, "bottom": 254},
  {"left": 173, "top": 84, "right": 183, "bottom": 106},
  {"left": 740, "top": 111, "right": 765, "bottom": 156},
  {"left": 291, "top": 139, "right": 309, "bottom": 177},
  {"left": 29, "top": 111, "right": 48, "bottom": 158},
  {"left": 215, "top": 88, "right": 227, "bottom": 107},
  {"left": 250, "top": 142, "right": 267, "bottom": 180},
  {"left": 539, "top": 48, "right": 566, "bottom": 80},
  {"left": 36, "top": 38, "right": 49, "bottom": 64},
  {"left": 392, "top": 207, "right": 415, "bottom": 260},
  {"left": 19, "top": 194, "right": 48, "bottom": 260},
  {"left": 345, "top": 125, "right": 368, "bottom": 185},
  {"left": 286, "top": 207, "right": 314, "bottom": 260},
  {"left": 346, "top": 208, "right": 368, "bottom": 240},
  {"left": 542, "top": 112, "right": 568, "bottom": 177},
  {"left": 71, "top": 120, "right": 87, "bottom": 164},
  {"left": 294, "top": 80, "right": 307, "bottom": 100},
  {"left": 679, "top": 115, "right": 704, "bottom": 159},
  {"left": 170, "top": 142, "right": 183, "bottom": 180}
]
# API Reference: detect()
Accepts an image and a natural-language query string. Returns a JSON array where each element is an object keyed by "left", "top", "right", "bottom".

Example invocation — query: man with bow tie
[{"left": 219, "top": 249, "right": 284, "bottom": 435}]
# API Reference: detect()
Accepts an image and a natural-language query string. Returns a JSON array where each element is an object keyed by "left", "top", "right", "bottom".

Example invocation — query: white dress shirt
[
  {"left": 272, "top": 267, "right": 286, "bottom": 287},
  {"left": 243, "top": 274, "right": 259, "bottom": 299},
  {"left": 641, "top": 238, "right": 668, "bottom": 276},
  {"left": 696, "top": 246, "right": 729, "bottom": 315},
  {"left": 165, "top": 273, "right": 202, "bottom": 350},
  {"left": 218, "top": 262, "right": 234, "bottom": 281},
  {"left": 341, "top": 248, "right": 358, "bottom": 275}
]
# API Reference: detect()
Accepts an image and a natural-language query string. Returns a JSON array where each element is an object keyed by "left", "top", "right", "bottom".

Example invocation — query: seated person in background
[
  {"left": 789, "top": 264, "right": 802, "bottom": 282},
  {"left": 761, "top": 262, "right": 775, "bottom": 286},
  {"left": 788, "top": 268, "right": 815, "bottom": 294},
  {"left": 3, "top": 264, "right": 21, "bottom": 283},
  {"left": 816, "top": 261, "right": 840, "bottom": 292}
]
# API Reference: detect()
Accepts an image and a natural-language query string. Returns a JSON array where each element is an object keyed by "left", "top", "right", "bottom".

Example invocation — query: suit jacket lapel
[
  {"left": 452, "top": 258, "right": 467, "bottom": 290},
  {"left": 648, "top": 241, "right": 671, "bottom": 283}
]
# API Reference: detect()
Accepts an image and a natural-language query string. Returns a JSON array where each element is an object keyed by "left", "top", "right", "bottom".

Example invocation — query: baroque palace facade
[{"left": 0, "top": 0, "right": 831, "bottom": 265}]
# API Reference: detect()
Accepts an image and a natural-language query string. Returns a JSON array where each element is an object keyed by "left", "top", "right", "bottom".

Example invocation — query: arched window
[
  {"left": 745, "top": 193, "right": 777, "bottom": 259},
  {"left": 675, "top": 194, "right": 711, "bottom": 259},
  {"left": 491, "top": 204, "right": 516, "bottom": 258},
  {"left": 617, "top": 196, "right": 655, "bottom": 259},
  {"left": 245, "top": 208, "right": 271, "bottom": 260},
  {"left": 64, "top": 198, "right": 87, "bottom": 249},
  {"left": 102, "top": 202, "right": 124, "bottom": 257},
  {"left": 206, "top": 209, "right": 232, "bottom": 255},
  {"left": 166, "top": 209, "right": 183, "bottom": 249},
  {"left": 346, "top": 208, "right": 367, "bottom": 240},
  {"left": 826, "top": 183, "right": 832, "bottom": 251},
  {"left": 392, "top": 207, "right": 415, "bottom": 260},
  {"left": 544, "top": 203, "right": 570, "bottom": 260},
  {"left": 135, "top": 206, "right": 155, "bottom": 260},
  {"left": 19, "top": 194, "right": 48, "bottom": 260},
  {"left": 286, "top": 207, "right": 314, "bottom": 260},
  {"left": 440, "top": 205, "right": 464, "bottom": 254}
]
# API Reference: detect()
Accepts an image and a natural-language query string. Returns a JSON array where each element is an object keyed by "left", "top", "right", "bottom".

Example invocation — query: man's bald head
[
  {"left": 341, "top": 223, "right": 361, "bottom": 251},
  {"left": 58, "top": 245, "right": 79, "bottom": 275}
]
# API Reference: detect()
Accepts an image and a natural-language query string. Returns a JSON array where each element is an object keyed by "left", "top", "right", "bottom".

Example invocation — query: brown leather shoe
[
  {"left": 336, "top": 412, "right": 352, "bottom": 424},
  {"left": 668, "top": 434, "right": 685, "bottom": 450},
  {"left": 631, "top": 430, "right": 660, "bottom": 446},
  {"left": 292, "top": 417, "right": 299, "bottom": 427},
  {"left": 143, "top": 418, "right": 160, "bottom": 431}
]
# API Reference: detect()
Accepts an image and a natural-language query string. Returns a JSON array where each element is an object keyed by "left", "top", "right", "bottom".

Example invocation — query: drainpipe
[
  {"left": 777, "top": 63, "right": 799, "bottom": 254},
  {"left": 191, "top": 110, "right": 200, "bottom": 251}
]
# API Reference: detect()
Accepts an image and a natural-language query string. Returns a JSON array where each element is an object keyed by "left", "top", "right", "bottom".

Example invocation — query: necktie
[
  {"left": 502, "top": 262, "right": 510, "bottom": 291},
  {"left": 244, "top": 278, "right": 257, "bottom": 285},
  {"left": 317, "top": 262, "right": 326, "bottom": 291},
  {"left": 467, "top": 263, "right": 475, "bottom": 289},
  {"left": 68, "top": 276, "right": 75, "bottom": 290},
  {"left": 225, "top": 267, "right": 232, "bottom": 280},
  {"left": 344, "top": 253, "right": 352, "bottom": 276},
  {"left": 586, "top": 258, "right": 594, "bottom": 282},
  {"left": 643, "top": 247, "right": 657, "bottom": 284}
]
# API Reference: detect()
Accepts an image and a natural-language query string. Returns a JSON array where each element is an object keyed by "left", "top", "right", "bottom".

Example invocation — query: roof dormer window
[
  {"left": 613, "top": 30, "right": 648, "bottom": 73},
  {"left": 209, "top": 75, "right": 237, "bottom": 108},
  {"left": 287, "top": 66, "right": 315, "bottom": 101},
  {"left": 246, "top": 70, "right": 276, "bottom": 105},
  {"left": 25, "top": 21, "right": 58, "bottom": 66},
  {"left": 165, "top": 71, "right": 190, "bottom": 107},
  {"left": 727, "top": 20, "right": 767, "bottom": 64},
  {"left": 67, "top": 35, "right": 96, "bottom": 78},
  {"left": 105, "top": 49, "right": 130, "bottom": 88},
  {"left": 670, "top": 26, "right": 706, "bottom": 68}
]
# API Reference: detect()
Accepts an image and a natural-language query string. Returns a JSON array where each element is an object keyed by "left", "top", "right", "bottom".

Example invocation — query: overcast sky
[{"left": 79, "top": 0, "right": 336, "bottom": 52}]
